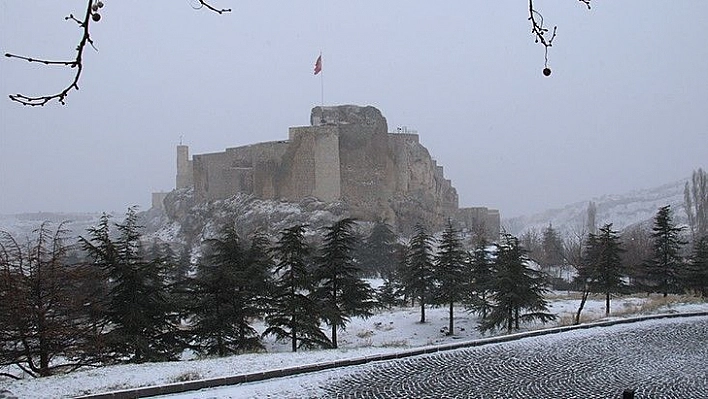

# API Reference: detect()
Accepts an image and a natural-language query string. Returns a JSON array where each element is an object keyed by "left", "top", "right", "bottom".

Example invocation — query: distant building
[{"left": 173, "top": 105, "right": 499, "bottom": 238}]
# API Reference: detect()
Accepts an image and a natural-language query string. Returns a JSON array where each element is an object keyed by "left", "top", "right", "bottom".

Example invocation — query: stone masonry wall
[
  {"left": 313, "top": 127, "right": 341, "bottom": 202},
  {"left": 181, "top": 105, "right": 498, "bottom": 238}
]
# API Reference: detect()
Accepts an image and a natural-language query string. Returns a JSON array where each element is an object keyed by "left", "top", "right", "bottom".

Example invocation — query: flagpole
[{"left": 320, "top": 52, "right": 324, "bottom": 109}]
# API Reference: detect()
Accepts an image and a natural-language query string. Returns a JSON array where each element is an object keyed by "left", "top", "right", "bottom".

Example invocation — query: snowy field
[{"left": 2, "top": 294, "right": 707, "bottom": 398}]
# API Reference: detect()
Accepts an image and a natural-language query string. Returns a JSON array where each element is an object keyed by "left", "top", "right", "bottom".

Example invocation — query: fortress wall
[
  {"left": 337, "top": 118, "right": 391, "bottom": 222},
  {"left": 193, "top": 152, "right": 231, "bottom": 201},
  {"left": 192, "top": 148, "right": 256, "bottom": 201},
  {"left": 224, "top": 146, "right": 255, "bottom": 168},
  {"left": 250, "top": 141, "right": 289, "bottom": 199},
  {"left": 193, "top": 142, "right": 290, "bottom": 201},
  {"left": 222, "top": 167, "right": 253, "bottom": 195},
  {"left": 388, "top": 133, "right": 419, "bottom": 144},
  {"left": 278, "top": 127, "right": 317, "bottom": 200},
  {"left": 313, "top": 126, "right": 341, "bottom": 202},
  {"left": 457, "top": 207, "right": 501, "bottom": 240},
  {"left": 176, "top": 145, "right": 193, "bottom": 189}
]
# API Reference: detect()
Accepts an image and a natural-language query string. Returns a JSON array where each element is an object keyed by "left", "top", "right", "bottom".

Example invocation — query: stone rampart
[{"left": 178, "top": 105, "right": 498, "bottom": 237}]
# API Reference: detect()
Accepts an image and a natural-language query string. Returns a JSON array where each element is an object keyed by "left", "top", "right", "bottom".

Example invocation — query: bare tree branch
[
  {"left": 193, "top": 0, "right": 232, "bottom": 14},
  {"left": 529, "top": 0, "right": 592, "bottom": 75},
  {"left": 5, "top": 1, "right": 231, "bottom": 106},
  {"left": 4, "top": 0, "right": 95, "bottom": 106}
]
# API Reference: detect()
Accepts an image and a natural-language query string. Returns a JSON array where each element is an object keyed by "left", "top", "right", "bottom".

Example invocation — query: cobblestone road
[{"left": 319, "top": 317, "right": 708, "bottom": 399}]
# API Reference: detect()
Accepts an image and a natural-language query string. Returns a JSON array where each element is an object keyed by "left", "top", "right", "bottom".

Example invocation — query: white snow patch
[{"left": 3, "top": 296, "right": 706, "bottom": 399}]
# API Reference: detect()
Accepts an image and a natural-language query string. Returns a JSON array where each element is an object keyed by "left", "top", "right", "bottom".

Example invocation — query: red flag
[{"left": 314, "top": 54, "right": 322, "bottom": 75}]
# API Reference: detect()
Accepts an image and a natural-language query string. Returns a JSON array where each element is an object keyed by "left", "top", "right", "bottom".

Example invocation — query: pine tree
[
  {"left": 580, "top": 223, "right": 625, "bottom": 315},
  {"left": 685, "top": 236, "right": 708, "bottom": 297},
  {"left": 403, "top": 224, "right": 436, "bottom": 323},
  {"left": 77, "top": 213, "right": 115, "bottom": 363},
  {"left": 479, "top": 233, "right": 555, "bottom": 334},
  {"left": 314, "top": 218, "right": 375, "bottom": 348},
  {"left": 265, "top": 225, "right": 330, "bottom": 352},
  {"left": 189, "top": 224, "right": 268, "bottom": 356},
  {"left": 360, "top": 221, "right": 398, "bottom": 278},
  {"left": 541, "top": 223, "right": 564, "bottom": 269},
  {"left": 378, "top": 243, "right": 409, "bottom": 308},
  {"left": 0, "top": 223, "right": 98, "bottom": 377},
  {"left": 644, "top": 205, "right": 686, "bottom": 297},
  {"left": 434, "top": 220, "right": 468, "bottom": 335},
  {"left": 83, "top": 208, "right": 181, "bottom": 362},
  {"left": 467, "top": 239, "right": 493, "bottom": 320}
]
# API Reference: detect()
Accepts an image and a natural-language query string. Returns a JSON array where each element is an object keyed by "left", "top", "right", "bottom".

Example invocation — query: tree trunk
[
  {"left": 420, "top": 295, "right": 426, "bottom": 323},
  {"left": 605, "top": 292, "right": 611, "bottom": 316},
  {"left": 238, "top": 320, "right": 245, "bottom": 354},
  {"left": 291, "top": 316, "right": 297, "bottom": 352},
  {"left": 448, "top": 301, "right": 454, "bottom": 335},
  {"left": 507, "top": 306, "right": 513, "bottom": 334},
  {"left": 331, "top": 324, "right": 338, "bottom": 349},
  {"left": 514, "top": 307, "right": 519, "bottom": 330},
  {"left": 575, "top": 288, "right": 590, "bottom": 325}
]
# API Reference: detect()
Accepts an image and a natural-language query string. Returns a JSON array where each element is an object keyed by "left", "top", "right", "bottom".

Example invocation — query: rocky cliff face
[
  {"left": 157, "top": 189, "right": 353, "bottom": 246},
  {"left": 311, "top": 105, "right": 459, "bottom": 233}
]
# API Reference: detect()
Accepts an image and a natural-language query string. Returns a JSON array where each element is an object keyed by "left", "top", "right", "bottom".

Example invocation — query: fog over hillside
[
  {"left": 503, "top": 179, "right": 689, "bottom": 237},
  {"left": 0, "top": 176, "right": 695, "bottom": 242}
]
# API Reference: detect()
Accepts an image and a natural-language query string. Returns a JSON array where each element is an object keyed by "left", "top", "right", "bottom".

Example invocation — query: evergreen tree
[
  {"left": 314, "top": 218, "right": 375, "bottom": 348},
  {"left": 403, "top": 224, "right": 436, "bottom": 323},
  {"left": 175, "top": 245, "right": 192, "bottom": 281},
  {"left": 264, "top": 225, "right": 330, "bottom": 352},
  {"left": 467, "top": 239, "right": 493, "bottom": 320},
  {"left": 685, "top": 236, "right": 708, "bottom": 297},
  {"left": 377, "top": 243, "right": 409, "bottom": 308},
  {"left": 189, "top": 224, "right": 268, "bottom": 356},
  {"left": 541, "top": 223, "right": 564, "bottom": 269},
  {"left": 82, "top": 207, "right": 180, "bottom": 362},
  {"left": 479, "top": 233, "right": 555, "bottom": 334},
  {"left": 644, "top": 205, "right": 686, "bottom": 297},
  {"left": 77, "top": 213, "right": 115, "bottom": 363},
  {"left": 360, "top": 221, "right": 398, "bottom": 278},
  {"left": 0, "top": 223, "right": 99, "bottom": 377},
  {"left": 433, "top": 220, "right": 468, "bottom": 335},
  {"left": 579, "top": 223, "right": 625, "bottom": 315}
]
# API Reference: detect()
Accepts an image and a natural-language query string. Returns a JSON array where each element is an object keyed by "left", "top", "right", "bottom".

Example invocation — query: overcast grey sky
[{"left": 1, "top": 1, "right": 706, "bottom": 218}]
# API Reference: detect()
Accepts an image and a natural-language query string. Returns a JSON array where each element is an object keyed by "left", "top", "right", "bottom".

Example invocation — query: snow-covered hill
[
  {"left": 503, "top": 179, "right": 688, "bottom": 237},
  {"left": 0, "top": 177, "right": 693, "bottom": 243},
  {"left": 0, "top": 212, "right": 107, "bottom": 242}
]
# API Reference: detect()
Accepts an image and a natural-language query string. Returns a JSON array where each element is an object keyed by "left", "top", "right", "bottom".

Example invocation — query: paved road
[
  {"left": 0, "top": 391, "right": 18, "bottom": 399},
  {"left": 316, "top": 317, "right": 708, "bottom": 398}
]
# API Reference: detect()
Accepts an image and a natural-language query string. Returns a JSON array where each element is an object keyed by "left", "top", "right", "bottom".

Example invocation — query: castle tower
[{"left": 176, "top": 145, "right": 193, "bottom": 189}]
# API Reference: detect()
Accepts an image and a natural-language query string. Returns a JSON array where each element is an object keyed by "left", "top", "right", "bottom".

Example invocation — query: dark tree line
[
  {"left": 376, "top": 221, "right": 556, "bottom": 336},
  {"left": 0, "top": 212, "right": 380, "bottom": 378},
  {"left": 6, "top": 204, "right": 703, "bottom": 379},
  {"left": 570, "top": 204, "right": 708, "bottom": 323}
]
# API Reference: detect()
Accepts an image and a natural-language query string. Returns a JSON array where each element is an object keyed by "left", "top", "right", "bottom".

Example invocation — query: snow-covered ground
[{"left": 2, "top": 294, "right": 706, "bottom": 399}]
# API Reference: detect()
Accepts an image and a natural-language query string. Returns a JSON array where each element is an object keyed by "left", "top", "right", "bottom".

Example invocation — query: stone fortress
[{"left": 169, "top": 105, "right": 499, "bottom": 237}]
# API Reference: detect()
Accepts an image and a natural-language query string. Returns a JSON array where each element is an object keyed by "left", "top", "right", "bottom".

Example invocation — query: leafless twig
[
  {"left": 529, "top": 0, "right": 592, "bottom": 72},
  {"left": 191, "top": 0, "right": 232, "bottom": 14},
  {"left": 5, "top": 1, "right": 231, "bottom": 106},
  {"left": 4, "top": 0, "right": 95, "bottom": 106}
]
